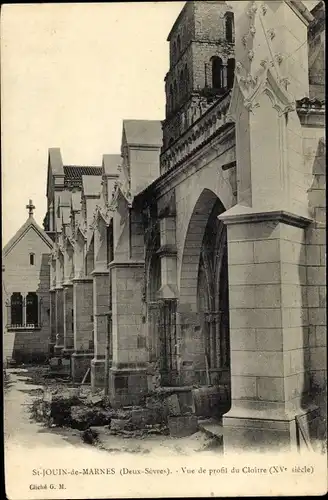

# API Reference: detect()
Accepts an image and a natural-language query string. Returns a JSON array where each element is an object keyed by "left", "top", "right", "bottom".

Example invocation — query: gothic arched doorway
[
  {"left": 178, "top": 189, "right": 231, "bottom": 411},
  {"left": 197, "top": 200, "right": 230, "bottom": 383}
]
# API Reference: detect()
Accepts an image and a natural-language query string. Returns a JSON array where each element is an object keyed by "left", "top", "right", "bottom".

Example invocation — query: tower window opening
[
  {"left": 184, "top": 64, "right": 189, "bottom": 92},
  {"left": 225, "top": 12, "right": 235, "bottom": 43},
  {"left": 174, "top": 80, "right": 178, "bottom": 108},
  {"left": 179, "top": 70, "right": 184, "bottom": 97},
  {"left": 169, "top": 84, "right": 173, "bottom": 111},
  {"left": 172, "top": 41, "right": 177, "bottom": 61},
  {"left": 212, "top": 57, "right": 223, "bottom": 89},
  {"left": 227, "top": 58, "right": 235, "bottom": 89},
  {"left": 29, "top": 253, "right": 35, "bottom": 265},
  {"left": 177, "top": 35, "right": 181, "bottom": 55}
]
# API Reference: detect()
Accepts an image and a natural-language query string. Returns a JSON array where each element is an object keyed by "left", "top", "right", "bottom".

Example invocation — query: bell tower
[{"left": 162, "top": 1, "right": 235, "bottom": 152}]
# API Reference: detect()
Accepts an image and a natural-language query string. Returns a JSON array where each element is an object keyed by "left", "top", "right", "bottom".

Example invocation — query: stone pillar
[
  {"left": 54, "top": 287, "right": 64, "bottom": 356},
  {"left": 222, "top": 63, "right": 228, "bottom": 89},
  {"left": 305, "top": 135, "right": 326, "bottom": 445},
  {"left": 109, "top": 261, "right": 147, "bottom": 407},
  {"left": 91, "top": 271, "right": 110, "bottom": 390},
  {"left": 219, "top": 1, "right": 315, "bottom": 452},
  {"left": 49, "top": 289, "right": 56, "bottom": 356},
  {"left": 63, "top": 283, "right": 74, "bottom": 355},
  {"left": 157, "top": 206, "right": 179, "bottom": 385},
  {"left": 91, "top": 219, "right": 110, "bottom": 389},
  {"left": 71, "top": 277, "right": 94, "bottom": 382},
  {"left": 54, "top": 249, "right": 64, "bottom": 356},
  {"left": 220, "top": 213, "right": 312, "bottom": 452},
  {"left": 62, "top": 243, "right": 74, "bottom": 356}
]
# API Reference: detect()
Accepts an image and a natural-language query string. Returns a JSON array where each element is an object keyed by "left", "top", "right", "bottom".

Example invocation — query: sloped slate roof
[
  {"left": 103, "top": 154, "right": 121, "bottom": 176},
  {"left": 2, "top": 217, "right": 53, "bottom": 257},
  {"left": 64, "top": 165, "right": 102, "bottom": 186},
  {"left": 82, "top": 175, "right": 102, "bottom": 197},
  {"left": 123, "top": 120, "right": 163, "bottom": 147}
]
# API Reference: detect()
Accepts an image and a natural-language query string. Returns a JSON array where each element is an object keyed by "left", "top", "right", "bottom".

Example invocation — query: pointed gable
[
  {"left": 123, "top": 120, "right": 163, "bottom": 148},
  {"left": 3, "top": 216, "right": 53, "bottom": 258},
  {"left": 102, "top": 154, "right": 121, "bottom": 177}
]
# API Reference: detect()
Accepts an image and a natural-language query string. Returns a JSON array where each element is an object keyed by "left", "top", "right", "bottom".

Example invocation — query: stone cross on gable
[{"left": 26, "top": 199, "right": 35, "bottom": 217}]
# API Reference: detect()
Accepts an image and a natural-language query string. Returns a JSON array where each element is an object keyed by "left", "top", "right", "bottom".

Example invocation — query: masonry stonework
[{"left": 42, "top": 1, "right": 325, "bottom": 454}]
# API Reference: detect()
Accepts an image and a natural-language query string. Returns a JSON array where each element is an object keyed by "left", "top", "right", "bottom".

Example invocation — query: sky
[
  {"left": 1, "top": 2, "right": 184, "bottom": 245},
  {"left": 1, "top": 1, "right": 320, "bottom": 246}
]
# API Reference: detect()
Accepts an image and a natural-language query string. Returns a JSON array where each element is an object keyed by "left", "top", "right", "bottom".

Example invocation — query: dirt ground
[{"left": 4, "top": 367, "right": 220, "bottom": 456}]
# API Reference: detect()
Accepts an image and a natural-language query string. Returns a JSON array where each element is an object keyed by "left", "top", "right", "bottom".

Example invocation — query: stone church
[
  {"left": 42, "top": 0, "right": 325, "bottom": 452},
  {"left": 2, "top": 201, "right": 53, "bottom": 363}
]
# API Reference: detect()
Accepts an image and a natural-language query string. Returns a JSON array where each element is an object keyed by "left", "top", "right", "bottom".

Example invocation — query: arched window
[
  {"left": 177, "top": 35, "right": 181, "bottom": 55},
  {"left": 225, "top": 12, "right": 234, "bottom": 43},
  {"left": 174, "top": 80, "right": 178, "bottom": 108},
  {"left": 26, "top": 292, "right": 38, "bottom": 326},
  {"left": 212, "top": 57, "right": 223, "bottom": 89},
  {"left": 11, "top": 293, "right": 23, "bottom": 326},
  {"left": 184, "top": 64, "right": 189, "bottom": 92},
  {"left": 227, "top": 58, "right": 235, "bottom": 89},
  {"left": 29, "top": 253, "right": 35, "bottom": 265},
  {"left": 172, "top": 41, "right": 177, "bottom": 61},
  {"left": 169, "top": 84, "right": 173, "bottom": 111},
  {"left": 179, "top": 70, "right": 184, "bottom": 97}
]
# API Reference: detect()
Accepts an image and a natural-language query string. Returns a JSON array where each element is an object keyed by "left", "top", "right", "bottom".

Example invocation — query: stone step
[{"left": 198, "top": 417, "right": 224, "bottom": 439}]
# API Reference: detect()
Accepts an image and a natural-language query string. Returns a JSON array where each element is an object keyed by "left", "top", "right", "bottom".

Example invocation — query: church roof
[
  {"left": 123, "top": 120, "right": 163, "bottom": 148},
  {"left": 2, "top": 216, "right": 53, "bottom": 258},
  {"left": 63, "top": 165, "right": 102, "bottom": 188},
  {"left": 82, "top": 175, "right": 102, "bottom": 197}
]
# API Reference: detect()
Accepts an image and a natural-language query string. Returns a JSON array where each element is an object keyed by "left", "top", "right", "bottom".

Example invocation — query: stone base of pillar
[
  {"left": 71, "top": 352, "right": 94, "bottom": 382},
  {"left": 62, "top": 348, "right": 75, "bottom": 358},
  {"left": 91, "top": 357, "right": 107, "bottom": 391},
  {"left": 109, "top": 367, "right": 148, "bottom": 408},
  {"left": 54, "top": 344, "right": 64, "bottom": 356},
  {"left": 48, "top": 342, "right": 55, "bottom": 357},
  {"left": 222, "top": 405, "right": 318, "bottom": 454}
]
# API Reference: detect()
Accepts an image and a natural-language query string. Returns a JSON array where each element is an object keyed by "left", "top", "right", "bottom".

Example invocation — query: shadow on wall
[
  {"left": 300, "top": 136, "right": 326, "bottom": 447},
  {"left": 12, "top": 253, "right": 51, "bottom": 364}
]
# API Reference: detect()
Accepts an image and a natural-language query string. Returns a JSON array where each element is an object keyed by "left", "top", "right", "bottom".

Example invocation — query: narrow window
[
  {"left": 29, "top": 253, "right": 35, "bottom": 265},
  {"left": 174, "top": 80, "right": 178, "bottom": 108},
  {"left": 172, "top": 41, "right": 177, "bottom": 61},
  {"left": 225, "top": 12, "right": 234, "bottom": 43},
  {"left": 179, "top": 70, "right": 184, "bottom": 97},
  {"left": 184, "top": 64, "right": 189, "bottom": 92},
  {"left": 177, "top": 35, "right": 181, "bottom": 55},
  {"left": 26, "top": 292, "right": 38, "bottom": 326},
  {"left": 169, "top": 84, "right": 173, "bottom": 111},
  {"left": 227, "top": 58, "right": 235, "bottom": 89},
  {"left": 11, "top": 292, "right": 23, "bottom": 326},
  {"left": 212, "top": 57, "right": 223, "bottom": 89}
]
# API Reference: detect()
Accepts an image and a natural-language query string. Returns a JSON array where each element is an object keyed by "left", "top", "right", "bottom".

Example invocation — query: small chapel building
[{"left": 2, "top": 201, "right": 53, "bottom": 363}]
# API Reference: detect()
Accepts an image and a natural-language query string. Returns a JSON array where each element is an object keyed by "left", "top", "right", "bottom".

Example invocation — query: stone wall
[{"left": 305, "top": 134, "right": 326, "bottom": 408}]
